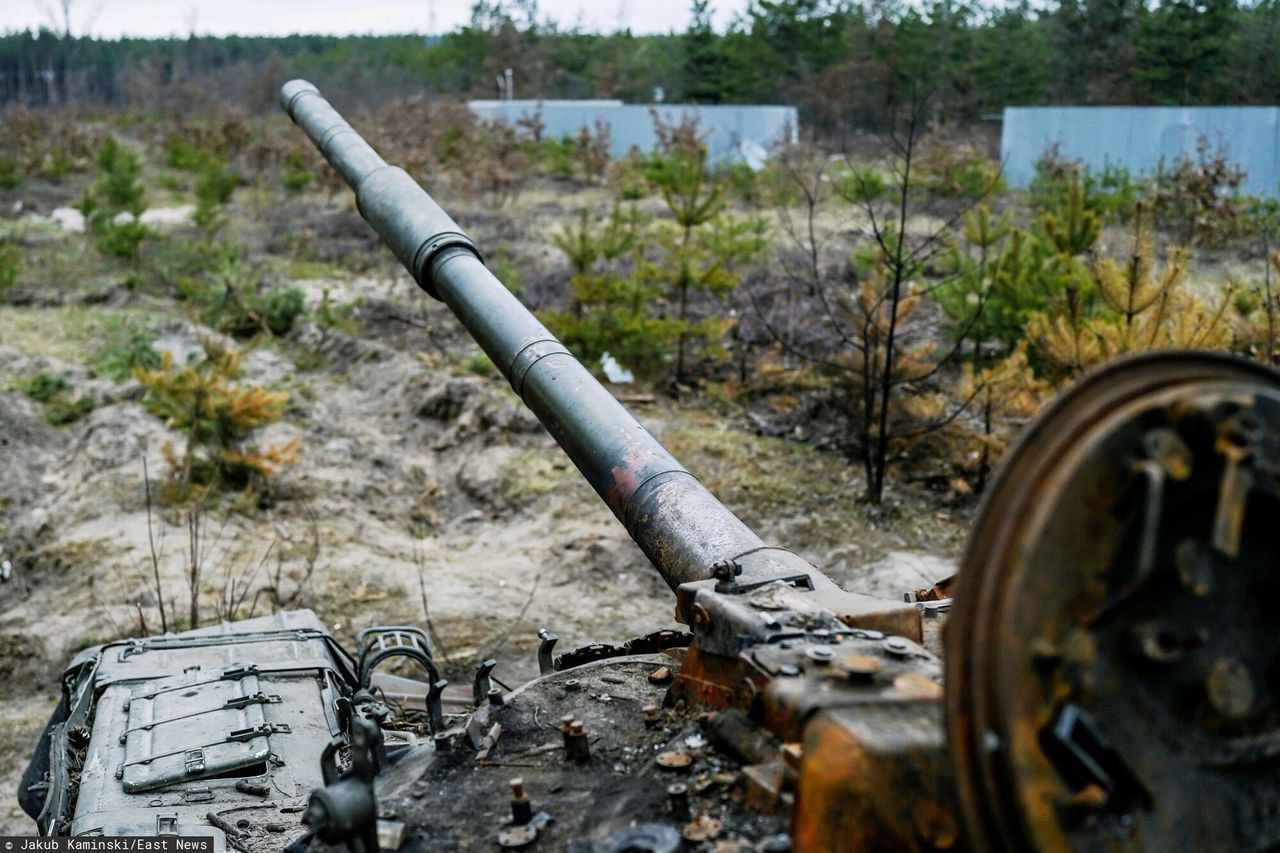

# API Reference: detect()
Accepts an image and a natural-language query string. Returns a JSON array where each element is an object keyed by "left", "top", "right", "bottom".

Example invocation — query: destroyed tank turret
[{"left": 19, "top": 79, "right": 1280, "bottom": 852}]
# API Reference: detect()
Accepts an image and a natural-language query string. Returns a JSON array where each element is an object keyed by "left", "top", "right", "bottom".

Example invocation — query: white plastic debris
[
  {"left": 599, "top": 352, "right": 634, "bottom": 385},
  {"left": 733, "top": 139, "right": 769, "bottom": 172},
  {"left": 136, "top": 205, "right": 195, "bottom": 227},
  {"left": 50, "top": 206, "right": 85, "bottom": 232},
  {"left": 45, "top": 204, "right": 196, "bottom": 232}
]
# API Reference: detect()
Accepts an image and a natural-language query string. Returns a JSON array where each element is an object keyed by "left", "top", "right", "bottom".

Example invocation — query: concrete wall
[
  {"left": 468, "top": 100, "right": 798, "bottom": 164},
  {"left": 1000, "top": 106, "right": 1280, "bottom": 197}
]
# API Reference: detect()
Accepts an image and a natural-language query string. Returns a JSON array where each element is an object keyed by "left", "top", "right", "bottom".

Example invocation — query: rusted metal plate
[
  {"left": 808, "top": 588, "right": 923, "bottom": 644},
  {"left": 793, "top": 703, "right": 960, "bottom": 852}
]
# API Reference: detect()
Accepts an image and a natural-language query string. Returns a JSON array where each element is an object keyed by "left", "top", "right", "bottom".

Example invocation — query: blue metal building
[
  {"left": 468, "top": 100, "right": 798, "bottom": 166},
  {"left": 1000, "top": 106, "right": 1280, "bottom": 197}
]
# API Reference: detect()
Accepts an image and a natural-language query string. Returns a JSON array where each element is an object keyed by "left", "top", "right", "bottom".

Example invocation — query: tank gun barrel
[{"left": 278, "top": 79, "right": 816, "bottom": 592}]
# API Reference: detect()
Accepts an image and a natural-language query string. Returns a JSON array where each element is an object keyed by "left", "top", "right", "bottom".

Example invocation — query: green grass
[
  {"left": 0, "top": 305, "right": 162, "bottom": 364},
  {"left": 15, "top": 371, "right": 70, "bottom": 402},
  {"left": 502, "top": 450, "right": 572, "bottom": 500},
  {"left": 663, "top": 419, "right": 843, "bottom": 511},
  {"left": 465, "top": 353, "right": 494, "bottom": 376},
  {"left": 13, "top": 370, "right": 96, "bottom": 425},
  {"left": 0, "top": 217, "right": 64, "bottom": 242},
  {"left": 283, "top": 259, "right": 347, "bottom": 280}
]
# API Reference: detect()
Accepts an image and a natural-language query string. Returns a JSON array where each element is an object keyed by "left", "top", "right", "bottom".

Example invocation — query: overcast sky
[{"left": 1, "top": 0, "right": 751, "bottom": 38}]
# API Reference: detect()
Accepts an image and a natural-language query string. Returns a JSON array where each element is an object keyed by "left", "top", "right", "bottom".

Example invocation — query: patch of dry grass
[{"left": 0, "top": 305, "right": 155, "bottom": 364}]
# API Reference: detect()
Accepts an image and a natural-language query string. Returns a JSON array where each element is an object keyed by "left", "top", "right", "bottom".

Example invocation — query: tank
[{"left": 18, "top": 80, "right": 1280, "bottom": 852}]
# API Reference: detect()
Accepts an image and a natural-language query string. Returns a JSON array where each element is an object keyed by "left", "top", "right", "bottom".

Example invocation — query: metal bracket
[
  {"left": 426, "top": 679, "right": 447, "bottom": 735},
  {"left": 709, "top": 550, "right": 820, "bottom": 596},
  {"left": 184, "top": 749, "right": 206, "bottom": 775},
  {"left": 473, "top": 659, "right": 497, "bottom": 707},
  {"left": 182, "top": 787, "right": 214, "bottom": 804},
  {"left": 228, "top": 724, "right": 291, "bottom": 742},
  {"left": 537, "top": 629, "right": 559, "bottom": 675},
  {"left": 1041, "top": 703, "right": 1150, "bottom": 811},
  {"left": 715, "top": 571, "right": 815, "bottom": 595},
  {"left": 355, "top": 628, "right": 441, "bottom": 729},
  {"left": 224, "top": 693, "right": 282, "bottom": 709},
  {"left": 305, "top": 716, "right": 381, "bottom": 853}
]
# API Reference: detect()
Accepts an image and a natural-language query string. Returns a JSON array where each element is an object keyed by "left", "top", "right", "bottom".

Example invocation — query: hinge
[
  {"left": 715, "top": 571, "right": 815, "bottom": 595},
  {"left": 228, "top": 723, "right": 291, "bottom": 742},
  {"left": 118, "top": 645, "right": 146, "bottom": 661},
  {"left": 225, "top": 692, "right": 282, "bottom": 709}
]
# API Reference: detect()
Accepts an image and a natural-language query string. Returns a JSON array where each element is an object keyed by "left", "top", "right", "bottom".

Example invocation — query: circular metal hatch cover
[{"left": 947, "top": 351, "right": 1280, "bottom": 852}]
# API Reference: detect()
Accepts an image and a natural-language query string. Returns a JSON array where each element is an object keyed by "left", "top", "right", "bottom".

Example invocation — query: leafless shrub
[
  {"left": 415, "top": 545, "right": 449, "bottom": 663},
  {"left": 575, "top": 118, "right": 611, "bottom": 184},
  {"left": 214, "top": 538, "right": 275, "bottom": 623},
  {"left": 752, "top": 101, "right": 997, "bottom": 502},
  {"left": 136, "top": 456, "right": 330, "bottom": 630},
  {"left": 1151, "top": 135, "right": 1248, "bottom": 246},
  {"left": 0, "top": 104, "right": 108, "bottom": 179},
  {"left": 650, "top": 108, "right": 706, "bottom": 157},
  {"left": 143, "top": 456, "right": 168, "bottom": 633},
  {"left": 261, "top": 512, "right": 320, "bottom": 611},
  {"left": 213, "top": 515, "right": 323, "bottom": 623}
]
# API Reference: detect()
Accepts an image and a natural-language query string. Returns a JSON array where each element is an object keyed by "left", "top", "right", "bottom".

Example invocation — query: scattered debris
[
  {"left": 683, "top": 814, "right": 723, "bottom": 843},
  {"left": 599, "top": 352, "right": 634, "bottom": 385}
]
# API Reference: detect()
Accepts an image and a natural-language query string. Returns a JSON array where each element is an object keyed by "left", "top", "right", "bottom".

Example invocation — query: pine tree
[
  {"left": 683, "top": 0, "right": 724, "bottom": 103},
  {"left": 949, "top": 343, "right": 1046, "bottom": 492},
  {"left": 648, "top": 146, "right": 764, "bottom": 385},
  {"left": 950, "top": 204, "right": 1010, "bottom": 362},
  {"left": 1046, "top": 0, "right": 1144, "bottom": 102},
  {"left": 1136, "top": 0, "right": 1237, "bottom": 103},
  {"left": 1040, "top": 170, "right": 1101, "bottom": 258},
  {"left": 135, "top": 339, "right": 299, "bottom": 499},
  {"left": 544, "top": 204, "right": 675, "bottom": 379},
  {"left": 78, "top": 135, "right": 152, "bottom": 264},
  {"left": 1028, "top": 206, "right": 1233, "bottom": 377}
]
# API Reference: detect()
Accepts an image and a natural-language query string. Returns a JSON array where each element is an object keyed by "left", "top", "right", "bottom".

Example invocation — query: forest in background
[{"left": 2, "top": 0, "right": 1279, "bottom": 135}]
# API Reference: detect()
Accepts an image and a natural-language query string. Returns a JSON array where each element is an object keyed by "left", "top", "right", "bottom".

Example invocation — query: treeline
[{"left": 2, "top": 0, "right": 1278, "bottom": 131}]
